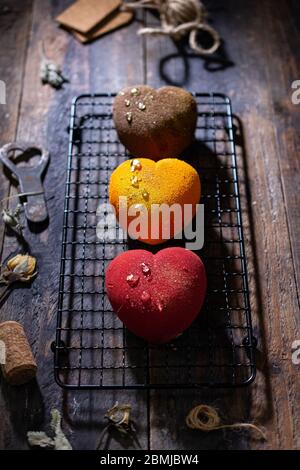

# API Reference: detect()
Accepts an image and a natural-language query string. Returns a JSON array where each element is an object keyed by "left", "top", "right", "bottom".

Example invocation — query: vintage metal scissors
[{"left": 0, "top": 142, "right": 50, "bottom": 223}]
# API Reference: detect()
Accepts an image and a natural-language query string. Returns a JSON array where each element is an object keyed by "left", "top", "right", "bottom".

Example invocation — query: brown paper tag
[
  {"left": 56, "top": 0, "right": 121, "bottom": 34},
  {"left": 72, "top": 10, "right": 133, "bottom": 43}
]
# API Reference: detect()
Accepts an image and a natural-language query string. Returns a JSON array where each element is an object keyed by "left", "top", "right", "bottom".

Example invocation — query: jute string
[
  {"left": 186, "top": 404, "right": 267, "bottom": 440},
  {"left": 123, "top": 0, "right": 221, "bottom": 55}
]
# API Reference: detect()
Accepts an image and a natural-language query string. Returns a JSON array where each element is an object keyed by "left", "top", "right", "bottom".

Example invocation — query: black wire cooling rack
[{"left": 53, "top": 92, "right": 256, "bottom": 390}]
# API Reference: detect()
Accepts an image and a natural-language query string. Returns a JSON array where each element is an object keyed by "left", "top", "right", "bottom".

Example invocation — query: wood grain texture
[
  {"left": 144, "top": 5, "right": 251, "bottom": 452},
  {"left": 0, "top": 0, "right": 300, "bottom": 450},
  {"left": 144, "top": 0, "right": 300, "bottom": 450},
  {"left": 0, "top": 0, "right": 33, "bottom": 259},
  {"left": 0, "top": 0, "right": 34, "bottom": 450},
  {"left": 0, "top": 0, "right": 147, "bottom": 450}
]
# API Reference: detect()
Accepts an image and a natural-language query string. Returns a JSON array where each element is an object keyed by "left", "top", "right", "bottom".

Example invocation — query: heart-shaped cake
[
  {"left": 105, "top": 247, "right": 207, "bottom": 343},
  {"left": 109, "top": 158, "right": 201, "bottom": 244},
  {"left": 113, "top": 85, "right": 197, "bottom": 160}
]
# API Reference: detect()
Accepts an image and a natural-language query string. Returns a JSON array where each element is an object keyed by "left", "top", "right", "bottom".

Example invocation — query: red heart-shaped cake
[{"left": 105, "top": 247, "right": 207, "bottom": 343}]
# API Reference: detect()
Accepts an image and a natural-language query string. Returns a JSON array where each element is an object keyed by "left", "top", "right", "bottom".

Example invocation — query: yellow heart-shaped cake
[{"left": 109, "top": 158, "right": 201, "bottom": 245}]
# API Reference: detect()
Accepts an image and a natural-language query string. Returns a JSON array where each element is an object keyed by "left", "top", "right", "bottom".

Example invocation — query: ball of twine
[
  {"left": 123, "top": 0, "right": 221, "bottom": 55},
  {"left": 186, "top": 404, "right": 267, "bottom": 440}
]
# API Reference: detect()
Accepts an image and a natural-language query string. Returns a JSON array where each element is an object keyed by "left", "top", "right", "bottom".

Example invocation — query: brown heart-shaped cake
[{"left": 113, "top": 85, "right": 197, "bottom": 160}]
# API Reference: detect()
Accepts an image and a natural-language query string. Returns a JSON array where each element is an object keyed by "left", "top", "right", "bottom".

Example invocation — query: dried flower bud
[
  {"left": 40, "top": 59, "right": 68, "bottom": 89},
  {"left": 96, "top": 402, "right": 136, "bottom": 448},
  {"left": 1, "top": 254, "right": 37, "bottom": 285},
  {"left": 7, "top": 254, "right": 36, "bottom": 275},
  {"left": 106, "top": 402, "right": 131, "bottom": 427}
]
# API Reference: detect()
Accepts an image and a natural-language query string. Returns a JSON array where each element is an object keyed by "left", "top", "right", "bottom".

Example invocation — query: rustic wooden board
[
  {"left": 0, "top": 0, "right": 34, "bottom": 450},
  {"left": 0, "top": 0, "right": 33, "bottom": 260},
  {"left": 0, "top": 0, "right": 148, "bottom": 450},
  {"left": 143, "top": 6, "right": 251, "bottom": 451},
  {"left": 1, "top": 0, "right": 300, "bottom": 451},
  {"left": 136, "top": 0, "right": 300, "bottom": 450}
]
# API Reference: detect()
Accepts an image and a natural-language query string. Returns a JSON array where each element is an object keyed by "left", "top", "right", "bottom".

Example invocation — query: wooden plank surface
[
  {"left": 0, "top": 0, "right": 148, "bottom": 450},
  {"left": 144, "top": 4, "right": 252, "bottom": 452},
  {"left": 0, "top": 0, "right": 300, "bottom": 450},
  {"left": 0, "top": 0, "right": 33, "bottom": 259},
  {"left": 0, "top": 0, "right": 34, "bottom": 450},
  {"left": 144, "top": 0, "right": 300, "bottom": 450}
]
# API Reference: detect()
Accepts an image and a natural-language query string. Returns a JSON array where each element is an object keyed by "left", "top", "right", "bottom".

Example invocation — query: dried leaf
[
  {"left": 27, "top": 432, "right": 55, "bottom": 449},
  {"left": 27, "top": 409, "right": 72, "bottom": 450},
  {"left": 1, "top": 208, "right": 23, "bottom": 235},
  {"left": 51, "top": 409, "right": 72, "bottom": 450}
]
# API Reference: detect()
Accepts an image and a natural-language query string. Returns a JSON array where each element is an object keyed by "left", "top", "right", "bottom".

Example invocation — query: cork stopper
[{"left": 0, "top": 321, "right": 37, "bottom": 385}]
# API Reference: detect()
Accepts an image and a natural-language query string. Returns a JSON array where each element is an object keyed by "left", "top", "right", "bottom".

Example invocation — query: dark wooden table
[{"left": 0, "top": 0, "right": 300, "bottom": 450}]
